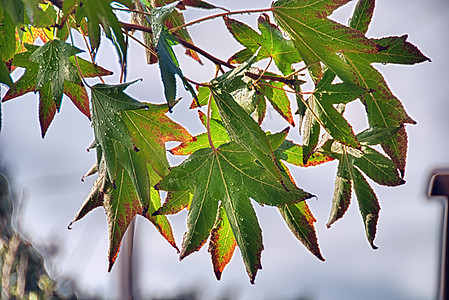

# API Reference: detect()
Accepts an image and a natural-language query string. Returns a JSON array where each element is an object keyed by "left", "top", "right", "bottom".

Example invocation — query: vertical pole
[
  {"left": 428, "top": 172, "right": 449, "bottom": 300},
  {"left": 120, "top": 217, "right": 136, "bottom": 300}
]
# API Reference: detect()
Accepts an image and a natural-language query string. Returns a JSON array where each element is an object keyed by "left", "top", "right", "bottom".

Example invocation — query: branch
[{"left": 120, "top": 22, "right": 299, "bottom": 86}]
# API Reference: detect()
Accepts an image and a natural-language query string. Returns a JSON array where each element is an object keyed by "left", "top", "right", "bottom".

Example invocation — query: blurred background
[{"left": 0, "top": 0, "right": 448, "bottom": 299}]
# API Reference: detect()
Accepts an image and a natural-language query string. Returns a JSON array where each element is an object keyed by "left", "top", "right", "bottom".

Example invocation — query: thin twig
[
  {"left": 122, "top": 29, "right": 158, "bottom": 58},
  {"left": 121, "top": 22, "right": 299, "bottom": 86},
  {"left": 78, "top": 25, "right": 105, "bottom": 84},
  {"left": 169, "top": 7, "right": 273, "bottom": 33},
  {"left": 68, "top": 23, "right": 92, "bottom": 88}
]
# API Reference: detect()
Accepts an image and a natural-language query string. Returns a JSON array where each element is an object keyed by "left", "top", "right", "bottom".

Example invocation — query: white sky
[{"left": 0, "top": 1, "right": 448, "bottom": 299}]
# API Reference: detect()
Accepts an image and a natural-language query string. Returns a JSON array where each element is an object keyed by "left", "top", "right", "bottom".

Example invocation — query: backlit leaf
[
  {"left": 272, "top": 0, "right": 382, "bottom": 84},
  {"left": 225, "top": 14, "right": 300, "bottom": 75},
  {"left": 157, "top": 141, "right": 313, "bottom": 283}
]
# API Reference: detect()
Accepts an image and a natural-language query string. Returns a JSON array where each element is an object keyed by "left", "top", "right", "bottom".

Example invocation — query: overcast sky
[{"left": 1, "top": 1, "right": 448, "bottom": 299}]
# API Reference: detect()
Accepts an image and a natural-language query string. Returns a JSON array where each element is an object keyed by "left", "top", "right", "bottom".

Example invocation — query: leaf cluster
[{"left": 0, "top": 0, "right": 430, "bottom": 284}]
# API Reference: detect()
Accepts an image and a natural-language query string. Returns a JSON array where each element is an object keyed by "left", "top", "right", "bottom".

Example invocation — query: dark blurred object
[
  {"left": 0, "top": 174, "right": 76, "bottom": 299},
  {"left": 428, "top": 170, "right": 449, "bottom": 300}
]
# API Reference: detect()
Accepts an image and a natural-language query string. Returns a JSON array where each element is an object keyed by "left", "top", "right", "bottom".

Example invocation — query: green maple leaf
[
  {"left": 320, "top": 127, "right": 404, "bottom": 248},
  {"left": 29, "top": 39, "right": 81, "bottom": 109},
  {"left": 156, "top": 141, "right": 314, "bottom": 283},
  {"left": 272, "top": 0, "right": 382, "bottom": 84},
  {"left": 339, "top": 0, "right": 430, "bottom": 176},
  {"left": 2, "top": 43, "right": 112, "bottom": 137},
  {"left": 72, "top": 102, "right": 192, "bottom": 270},
  {"left": 225, "top": 14, "right": 300, "bottom": 75},
  {"left": 209, "top": 55, "right": 286, "bottom": 188}
]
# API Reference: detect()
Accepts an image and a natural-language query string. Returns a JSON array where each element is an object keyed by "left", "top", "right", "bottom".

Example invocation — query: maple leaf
[
  {"left": 339, "top": 0, "right": 430, "bottom": 176},
  {"left": 319, "top": 126, "right": 404, "bottom": 248},
  {"left": 72, "top": 101, "right": 192, "bottom": 270},
  {"left": 272, "top": 0, "right": 382, "bottom": 84},
  {"left": 29, "top": 39, "right": 81, "bottom": 109},
  {"left": 225, "top": 14, "right": 300, "bottom": 76},
  {"left": 2, "top": 43, "right": 112, "bottom": 136},
  {"left": 156, "top": 141, "right": 314, "bottom": 283},
  {"left": 258, "top": 79, "right": 295, "bottom": 126}
]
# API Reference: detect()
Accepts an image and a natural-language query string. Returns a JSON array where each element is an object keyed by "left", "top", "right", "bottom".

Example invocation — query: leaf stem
[
  {"left": 206, "top": 91, "right": 216, "bottom": 152},
  {"left": 68, "top": 23, "right": 92, "bottom": 88},
  {"left": 78, "top": 25, "right": 105, "bottom": 84},
  {"left": 169, "top": 7, "right": 274, "bottom": 33},
  {"left": 122, "top": 29, "right": 158, "bottom": 58},
  {"left": 207, "top": 66, "right": 221, "bottom": 152}
]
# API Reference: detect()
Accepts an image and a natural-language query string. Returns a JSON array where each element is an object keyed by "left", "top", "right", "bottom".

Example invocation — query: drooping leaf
[
  {"left": 326, "top": 159, "right": 352, "bottom": 228},
  {"left": 320, "top": 128, "right": 403, "bottom": 247},
  {"left": 2, "top": 45, "right": 112, "bottom": 133},
  {"left": 341, "top": 44, "right": 426, "bottom": 175},
  {"left": 78, "top": 0, "right": 126, "bottom": 59},
  {"left": 29, "top": 39, "right": 81, "bottom": 109},
  {"left": 301, "top": 103, "right": 320, "bottom": 165},
  {"left": 155, "top": 30, "right": 198, "bottom": 110},
  {"left": 279, "top": 202, "right": 324, "bottom": 260},
  {"left": 157, "top": 142, "right": 313, "bottom": 283},
  {"left": 351, "top": 167, "right": 380, "bottom": 249},
  {"left": 225, "top": 14, "right": 300, "bottom": 75},
  {"left": 341, "top": 2, "right": 429, "bottom": 176},
  {"left": 71, "top": 101, "right": 188, "bottom": 271},
  {"left": 272, "top": 0, "right": 383, "bottom": 84},
  {"left": 151, "top": 0, "right": 202, "bottom": 63}
]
